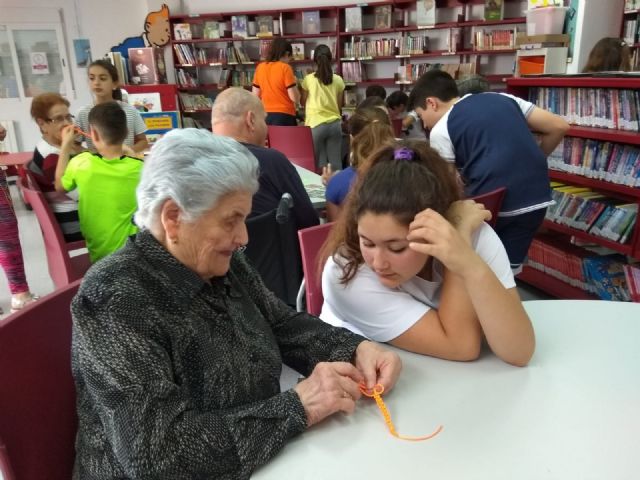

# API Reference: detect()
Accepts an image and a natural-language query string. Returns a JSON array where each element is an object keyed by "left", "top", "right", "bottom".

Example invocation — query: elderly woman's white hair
[{"left": 134, "top": 128, "right": 259, "bottom": 230}]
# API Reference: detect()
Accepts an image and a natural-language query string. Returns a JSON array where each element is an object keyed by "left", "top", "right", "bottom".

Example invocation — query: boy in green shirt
[{"left": 55, "top": 102, "right": 143, "bottom": 262}]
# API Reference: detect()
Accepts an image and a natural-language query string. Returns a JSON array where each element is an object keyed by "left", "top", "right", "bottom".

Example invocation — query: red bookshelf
[{"left": 506, "top": 77, "right": 640, "bottom": 300}]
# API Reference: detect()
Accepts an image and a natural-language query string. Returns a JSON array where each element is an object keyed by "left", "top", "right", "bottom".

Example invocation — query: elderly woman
[{"left": 71, "top": 129, "right": 402, "bottom": 479}]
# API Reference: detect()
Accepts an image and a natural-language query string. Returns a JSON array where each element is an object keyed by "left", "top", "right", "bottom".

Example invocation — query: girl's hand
[
  {"left": 446, "top": 200, "right": 491, "bottom": 242},
  {"left": 60, "top": 125, "right": 77, "bottom": 149},
  {"left": 407, "top": 208, "right": 484, "bottom": 277},
  {"left": 321, "top": 164, "right": 334, "bottom": 186}
]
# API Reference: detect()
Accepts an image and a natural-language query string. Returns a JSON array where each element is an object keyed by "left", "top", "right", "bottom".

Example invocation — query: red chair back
[
  {"left": 391, "top": 118, "right": 403, "bottom": 137},
  {"left": 298, "top": 222, "right": 334, "bottom": 316},
  {"left": 20, "top": 176, "right": 90, "bottom": 289},
  {"left": 470, "top": 187, "right": 507, "bottom": 228},
  {"left": 0, "top": 280, "right": 81, "bottom": 480},
  {"left": 267, "top": 125, "right": 317, "bottom": 173}
]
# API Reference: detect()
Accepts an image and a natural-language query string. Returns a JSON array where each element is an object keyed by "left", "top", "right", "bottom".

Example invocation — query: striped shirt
[{"left": 75, "top": 101, "right": 147, "bottom": 151}]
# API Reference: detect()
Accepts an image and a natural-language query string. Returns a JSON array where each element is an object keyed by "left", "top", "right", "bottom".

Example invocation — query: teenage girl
[
  {"left": 301, "top": 44, "right": 344, "bottom": 173},
  {"left": 321, "top": 140, "right": 535, "bottom": 366},
  {"left": 324, "top": 107, "right": 395, "bottom": 221},
  {"left": 252, "top": 38, "right": 300, "bottom": 126},
  {"left": 75, "top": 59, "right": 149, "bottom": 153}
]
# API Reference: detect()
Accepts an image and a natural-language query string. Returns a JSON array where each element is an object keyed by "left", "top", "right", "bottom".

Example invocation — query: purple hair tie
[{"left": 394, "top": 147, "right": 414, "bottom": 161}]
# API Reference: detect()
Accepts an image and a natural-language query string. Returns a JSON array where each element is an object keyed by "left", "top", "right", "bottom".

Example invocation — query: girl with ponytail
[
  {"left": 324, "top": 106, "right": 395, "bottom": 221},
  {"left": 301, "top": 44, "right": 345, "bottom": 174}
]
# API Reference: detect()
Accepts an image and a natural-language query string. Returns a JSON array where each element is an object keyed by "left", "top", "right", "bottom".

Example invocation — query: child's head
[
  {"left": 326, "top": 140, "right": 461, "bottom": 285},
  {"left": 365, "top": 84, "right": 387, "bottom": 100},
  {"left": 357, "top": 95, "right": 388, "bottom": 113},
  {"left": 386, "top": 91, "right": 409, "bottom": 118},
  {"left": 583, "top": 37, "right": 631, "bottom": 73},
  {"left": 408, "top": 70, "right": 459, "bottom": 130},
  {"left": 267, "top": 38, "right": 293, "bottom": 62},
  {"left": 88, "top": 59, "right": 122, "bottom": 102},
  {"left": 88, "top": 102, "right": 128, "bottom": 148},
  {"left": 348, "top": 107, "right": 395, "bottom": 169},
  {"left": 456, "top": 74, "right": 490, "bottom": 96},
  {"left": 313, "top": 44, "right": 333, "bottom": 85},
  {"left": 30, "top": 92, "right": 72, "bottom": 145}
]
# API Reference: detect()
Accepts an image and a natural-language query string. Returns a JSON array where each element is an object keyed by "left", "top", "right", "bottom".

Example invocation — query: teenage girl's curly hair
[{"left": 321, "top": 140, "right": 462, "bottom": 284}]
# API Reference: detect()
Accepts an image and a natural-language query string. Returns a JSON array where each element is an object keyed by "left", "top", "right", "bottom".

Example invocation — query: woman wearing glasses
[{"left": 28, "top": 92, "right": 84, "bottom": 242}]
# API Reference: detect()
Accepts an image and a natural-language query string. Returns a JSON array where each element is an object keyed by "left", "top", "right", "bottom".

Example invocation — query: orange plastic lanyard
[
  {"left": 359, "top": 383, "right": 443, "bottom": 442},
  {"left": 74, "top": 126, "right": 91, "bottom": 138}
]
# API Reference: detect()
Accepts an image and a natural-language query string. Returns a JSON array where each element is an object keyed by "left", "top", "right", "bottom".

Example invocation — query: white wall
[
  {"left": 567, "top": 0, "right": 624, "bottom": 73},
  {"left": 0, "top": 0, "right": 150, "bottom": 150}
]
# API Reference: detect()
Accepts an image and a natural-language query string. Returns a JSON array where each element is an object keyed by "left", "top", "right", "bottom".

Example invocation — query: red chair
[
  {"left": 297, "top": 222, "right": 334, "bottom": 316},
  {"left": 391, "top": 118, "right": 403, "bottom": 137},
  {"left": 267, "top": 125, "right": 317, "bottom": 173},
  {"left": 470, "top": 187, "right": 507, "bottom": 228},
  {"left": 20, "top": 176, "right": 90, "bottom": 289},
  {"left": 0, "top": 280, "right": 81, "bottom": 480}
]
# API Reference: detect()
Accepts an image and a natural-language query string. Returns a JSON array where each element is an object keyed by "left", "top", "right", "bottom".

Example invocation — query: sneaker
[{"left": 10, "top": 293, "right": 40, "bottom": 313}]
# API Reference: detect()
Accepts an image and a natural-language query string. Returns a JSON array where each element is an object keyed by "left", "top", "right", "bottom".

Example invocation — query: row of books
[
  {"left": 526, "top": 234, "right": 638, "bottom": 302},
  {"left": 178, "top": 93, "right": 213, "bottom": 111},
  {"left": 219, "top": 68, "right": 255, "bottom": 88},
  {"left": 342, "top": 38, "right": 404, "bottom": 59},
  {"left": 176, "top": 69, "right": 199, "bottom": 88},
  {"left": 622, "top": 17, "right": 638, "bottom": 45},
  {"left": 395, "top": 62, "right": 476, "bottom": 84},
  {"left": 472, "top": 29, "right": 517, "bottom": 51},
  {"left": 528, "top": 87, "right": 640, "bottom": 132},
  {"left": 548, "top": 137, "right": 640, "bottom": 187},
  {"left": 546, "top": 183, "right": 638, "bottom": 244},
  {"left": 182, "top": 116, "right": 210, "bottom": 129},
  {"left": 342, "top": 61, "right": 365, "bottom": 82},
  {"left": 625, "top": 0, "right": 640, "bottom": 10}
]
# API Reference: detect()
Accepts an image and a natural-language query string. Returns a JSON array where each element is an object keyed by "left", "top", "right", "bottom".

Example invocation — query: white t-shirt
[
  {"left": 320, "top": 223, "right": 515, "bottom": 342},
  {"left": 75, "top": 100, "right": 147, "bottom": 151},
  {"left": 429, "top": 92, "right": 535, "bottom": 162}
]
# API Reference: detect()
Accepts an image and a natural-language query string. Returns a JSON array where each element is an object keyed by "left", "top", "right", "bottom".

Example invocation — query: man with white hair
[{"left": 211, "top": 87, "right": 319, "bottom": 230}]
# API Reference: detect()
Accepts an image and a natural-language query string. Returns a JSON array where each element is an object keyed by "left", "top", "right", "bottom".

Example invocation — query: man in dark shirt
[{"left": 212, "top": 88, "right": 319, "bottom": 230}]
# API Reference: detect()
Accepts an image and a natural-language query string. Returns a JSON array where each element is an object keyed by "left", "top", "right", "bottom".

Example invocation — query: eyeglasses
[{"left": 46, "top": 114, "right": 74, "bottom": 124}]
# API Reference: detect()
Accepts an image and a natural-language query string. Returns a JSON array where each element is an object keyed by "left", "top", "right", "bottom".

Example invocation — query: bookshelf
[
  {"left": 623, "top": 0, "right": 640, "bottom": 69},
  {"left": 506, "top": 76, "right": 640, "bottom": 301},
  {"left": 167, "top": 1, "right": 527, "bottom": 120}
]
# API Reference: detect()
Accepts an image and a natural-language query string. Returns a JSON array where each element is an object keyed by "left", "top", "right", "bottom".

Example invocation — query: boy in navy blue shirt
[{"left": 409, "top": 70, "right": 569, "bottom": 272}]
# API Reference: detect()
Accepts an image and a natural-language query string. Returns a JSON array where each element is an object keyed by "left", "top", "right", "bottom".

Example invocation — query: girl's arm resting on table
[
  {"left": 457, "top": 258, "right": 535, "bottom": 366},
  {"left": 388, "top": 268, "right": 483, "bottom": 361}
]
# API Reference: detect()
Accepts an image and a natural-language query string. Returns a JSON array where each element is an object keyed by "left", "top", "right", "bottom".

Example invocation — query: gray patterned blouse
[{"left": 71, "top": 229, "right": 364, "bottom": 479}]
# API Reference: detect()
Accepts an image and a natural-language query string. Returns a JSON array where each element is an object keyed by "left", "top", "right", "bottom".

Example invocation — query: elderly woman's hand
[
  {"left": 294, "top": 362, "right": 363, "bottom": 427},
  {"left": 354, "top": 341, "right": 402, "bottom": 392}
]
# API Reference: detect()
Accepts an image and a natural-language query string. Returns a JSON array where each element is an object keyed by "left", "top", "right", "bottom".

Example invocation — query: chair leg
[{"left": 296, "top": 278, "right": 306, "bottom": 312}]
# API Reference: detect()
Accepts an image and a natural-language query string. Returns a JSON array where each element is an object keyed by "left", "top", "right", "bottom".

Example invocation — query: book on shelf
[
  {"left": 128, "top": 47, "right": 166, "bottom": 85},
  {"left": 259, "top": 40, "right": 272, "bottom": 61},
  {"left": 255, "top": 15, "right": 274, "bottom": 38},
  {"left": 291, "top": 42, "right": 305, "bottom": 61},
  {"left": 623, "top": 264, "right": 640, "bottom": 302},
  {"left": 447, "top": 28, "right": 462, "bottom": 54},
  {"left": 231, "top": 15, "right": 248, "bottom": 39},
  {"left": 302, "top": 10, "right": 321, "bottom": 35},
  {"left": 218, "top": 69, "right": 230, "bottom": 87},
  {"left": 173, "top": 23, "right": 192, "bottom": 40},
  {"left": 345, "top": 7, "right": 362, "bottom": 33},
  {"left": 127, "top": 92, "right": 162, "bottom": 112},
  {"left": 374, "top": 5, "right": 392, "bottom": 30},
  {"left": 484, "top": 0, "right": 505, "bottom": 21},
  {"left": 106, "top": 51, "right": 128, "bottom": 86},
  {"left": 416, "top": 0, "right": 437, "bottom": 28},
  {"left": 203, "top": 21, "right": 220, "bottom": 39},
  {"left": 344, "top": 90, "right": 358, "bottom": 108}
]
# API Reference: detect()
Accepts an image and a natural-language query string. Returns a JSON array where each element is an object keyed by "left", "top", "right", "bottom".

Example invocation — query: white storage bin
[{"left": 526, "top": 7, "right": 568, "bottom": 35}]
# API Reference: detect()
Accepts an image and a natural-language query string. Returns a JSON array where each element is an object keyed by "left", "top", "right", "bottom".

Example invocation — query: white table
[
  {"left": 295, "top": 165, "right": 325, "bottom": 209},
  {"left": 254, "top": 300, "right": 640, "bottom": 479}
]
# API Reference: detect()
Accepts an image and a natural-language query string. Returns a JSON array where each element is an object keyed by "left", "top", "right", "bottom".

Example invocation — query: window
[{"left": 0, "top": 9, "right": 74, "bottom": 100}]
